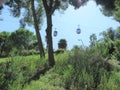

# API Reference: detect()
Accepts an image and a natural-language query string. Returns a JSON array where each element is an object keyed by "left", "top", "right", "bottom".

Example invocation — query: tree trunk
[
  {"left": 46, "top": 15, "right": 55, "bottom": 67},
  {"left": 31, "top": 0, "right": 45, "bottom": 57},
  {"left": 42, "top": 0, "right": 55, "bottom": 67}
]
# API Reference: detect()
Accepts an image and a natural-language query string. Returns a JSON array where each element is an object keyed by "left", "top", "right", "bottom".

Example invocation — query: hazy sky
[{"left": 0, "top": 1, "right": 120, "bottom": 50}]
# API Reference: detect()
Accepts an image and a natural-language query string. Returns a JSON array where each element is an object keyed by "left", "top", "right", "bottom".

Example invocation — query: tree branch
[
  {"left": 50, "top": 0, "right": 53, "bottom": 10},
  {"left": 42, "top": 0, "right": 49, "bottom": 15},
  {"left": 51, "top": 0, "right": 59, "bottom": 14}
]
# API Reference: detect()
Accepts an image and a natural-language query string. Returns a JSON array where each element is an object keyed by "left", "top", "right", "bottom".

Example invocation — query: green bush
[
  {"left": 23, "top": 69, "right": 65, "bottom": 90},
  {"left": 0, "top": 55, "right": 47, "bottom": 90},
  {"left": 64, "top": 47, "right": 116, "bottom": 90},
  {"left": 98, "top": 72, "right": 120, "bottom": 90},
  {"left": 0, "top": 62, "right": 11, "bottom": 90}
]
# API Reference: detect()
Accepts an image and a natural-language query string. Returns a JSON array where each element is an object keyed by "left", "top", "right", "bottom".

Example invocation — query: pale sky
[{"left": 0, "top": 1, "right": 120, "bottom": 50}]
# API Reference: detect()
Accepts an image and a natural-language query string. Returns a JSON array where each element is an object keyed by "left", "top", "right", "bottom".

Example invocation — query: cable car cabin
[
  {"left": 76, "top": 28, "right": 81, "bottom": 34},
  {"left": 53, "top": 30, "right": 58, "bottom": 37}
]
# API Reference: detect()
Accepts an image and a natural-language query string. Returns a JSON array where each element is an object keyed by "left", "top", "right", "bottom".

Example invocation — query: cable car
[
  {"left": 53, "top": 28, "right": 58, "bottom": 37},
  {"left": 76, "top": 25, "right": 81, "bottom": 34}
]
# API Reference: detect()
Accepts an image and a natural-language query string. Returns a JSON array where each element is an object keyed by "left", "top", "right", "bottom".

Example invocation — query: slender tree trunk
[
  {"left": 31, "top": 0, "right": 45, "bottom": 57},
  {"left": 46, "top": 14, "right": 55, "bottom": 67},
  {"left": 42, "top": 0, "right": 55, "bottom": 67}
]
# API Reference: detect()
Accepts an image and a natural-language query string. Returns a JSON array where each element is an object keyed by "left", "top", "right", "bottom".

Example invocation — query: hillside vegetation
[{"left": 0, "top": 47, "right": 120, "bottom": 90}]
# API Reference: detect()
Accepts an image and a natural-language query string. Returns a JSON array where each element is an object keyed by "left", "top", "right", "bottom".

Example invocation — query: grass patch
[
  {"left": 0, "top": 57, "right": 9, "bottom": 63},
  {"left": 0, "top": 54, "right": 41, "bottom": 63}
]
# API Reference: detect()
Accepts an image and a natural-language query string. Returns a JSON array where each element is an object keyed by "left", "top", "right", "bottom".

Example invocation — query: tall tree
[
  {"left": 42, "top": 0, "right": 57, "bottom": 66},
  {"left": 4, "top": 0, "right": 88, "bottom": 66},
  {"left": 4, "top": 0, "right": 45, "bottom": 57},
  {"left": 42, "top": 0, "right": 88, "bottom": 67},
  {"left": 30, "top": 0, "right": 45, "bottom": 57}
]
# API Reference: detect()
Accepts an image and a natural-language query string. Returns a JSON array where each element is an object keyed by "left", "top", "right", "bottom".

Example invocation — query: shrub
[
  {"left": 64, "top": 46, "right": 115, "bottom": 90},
  {"left": 23, "top": 70, "right": 65, "bottom": 90},
  {"left": 0, "top": 55, "right": 47, "bottom": 90}
]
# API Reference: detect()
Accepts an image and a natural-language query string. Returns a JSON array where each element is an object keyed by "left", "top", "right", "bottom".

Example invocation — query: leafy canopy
[{"left": 95, "top": 0, "right": 120, "bottom": 22}]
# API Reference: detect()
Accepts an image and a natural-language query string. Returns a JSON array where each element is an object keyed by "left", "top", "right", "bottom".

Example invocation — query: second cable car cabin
[
  {"left": 76, "top": 25, "right": 81, "bottom": 34},
  {"left": 53, "top": 29, "right": 58, "bottom": 37}
]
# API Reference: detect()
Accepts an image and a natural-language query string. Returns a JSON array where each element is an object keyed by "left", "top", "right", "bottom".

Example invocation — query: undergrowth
[
  {"left": 0, "top": 48, "right": 120, "bottom": 90},
  {"left": 0, "top": 55, "right": 47, "bottom": 90}
]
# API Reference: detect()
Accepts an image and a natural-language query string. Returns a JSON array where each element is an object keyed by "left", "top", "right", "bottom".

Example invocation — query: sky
[{"left": 0, "top": 1, "right": 120, "bottom": 50}]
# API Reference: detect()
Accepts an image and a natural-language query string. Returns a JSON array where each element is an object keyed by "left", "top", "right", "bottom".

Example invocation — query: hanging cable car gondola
[
  {"left": 76, "top": 25, "right": 81, "bottom": 34},
  {"left": 53, "top": 28, "right": 58, "bottom": 37}
]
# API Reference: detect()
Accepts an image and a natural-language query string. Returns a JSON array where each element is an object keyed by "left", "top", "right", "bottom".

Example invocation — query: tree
[
  {"left": 114, "top": 1, "right": 120, "bottom": 22},
  {"left": 114, "top": 39, "right": 120, "bottom": 61},
  {"left": 115, "top": 27, "right": 120, "bottom": 39},
  {"left": 4, "top": 0, "right": 45, "bottom": 57},
  {"left": 10, "top": 28, "right": 36, "bottom": 50},
  {"left": 89, "top": 33, "right": 97, "bottom": 47},
  {"left": 97, "top": 28, "right": 116, "bottom": 58},
  {"left": 42, "top": 0, "right": 88, "bottom": 67},
  {"left": 0, "top": 31, "right": 11, "bottom": 56},
  {"left": 30, "top": 0, "right": 45, "bottom": 57},
  {"left": 100, "top": 28, "right": 115, "bottom": 42},
  {"left": 4, "top": 0, "right": 88, "bottom": 66},
  {"left": 58, "top": 39, "right": 67, "bottom": 49}
]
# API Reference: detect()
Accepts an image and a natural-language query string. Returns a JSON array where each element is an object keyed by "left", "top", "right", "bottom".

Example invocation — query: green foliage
[
  {"left": 98, "top": 72, "right": 120, "bottom": 90},
  {"left": 96, "top": 0, "right": 115, "bottom": 14},
  {"left": 23, "top": 71, "right": 65, "bottom": 90},
  {"left": 113, "top": 39, "right": 120, "bottom": 61},
  {"left": 0, "top": 55, "right": 47, "bottom": 90},
  {"left": 62, "top": 47, "right": 119, "bottom": 90},
  {"left": 5, "top": 0, "right": 45, "bottom": 58},
  {"left": 0, "top": 62, "right": 10, "bottom": 90},
  {"left": 0, "top": 31, "right": 12, "bottom": 57},
  {"left": 95, "top": 27, "right": 120, "bottom": 61},
  {"left": 1, "top": 48, "right": 120, "bottom": 90},
  {"left": 89, "top": 33, "right": 97, "bottom": 47},
  {"left": 95, "top": 0, "right": 120, "bottom": 22},
  {"left": 58, "top": 39, "right": 67, "bottom": 49},
  {"left": 0, "top": 29, "right": 39, "bottom": 57},
  {"left": 54, "top": 51, "right": 70, "bottom": 74},
  {"left": 14, "top": 49, "right": 39, "bottom": 56},
  {"left": 10, "top": 28, "right": 36, "bottom": 50},
  {"left": 23, "top": 52, "right": 70, "bottom": 90}
]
